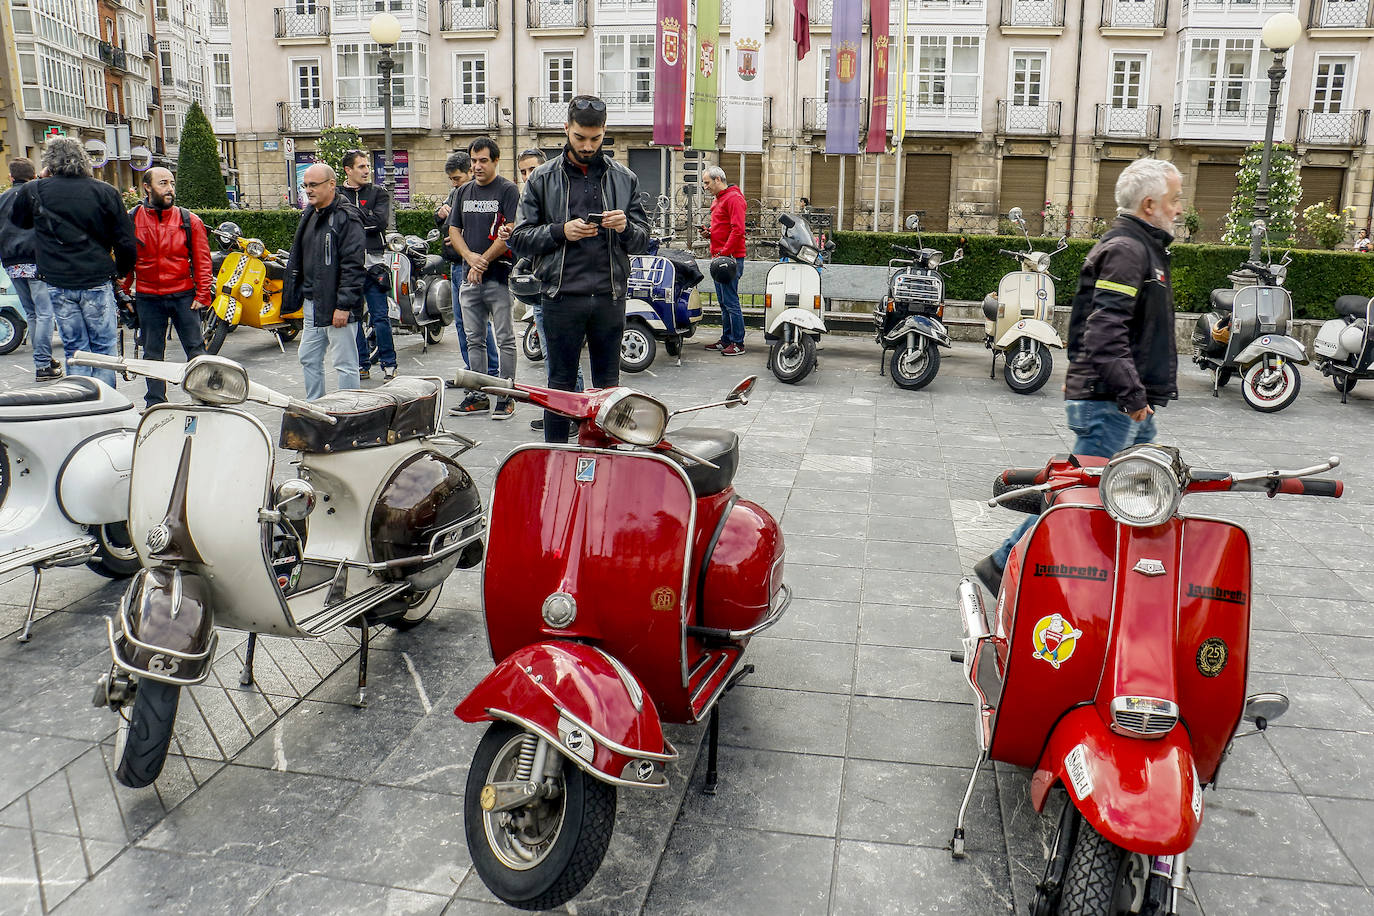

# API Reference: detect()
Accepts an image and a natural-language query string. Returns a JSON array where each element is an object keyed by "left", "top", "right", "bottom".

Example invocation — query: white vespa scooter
[
  {"left": 72, "top": 352, "right": 487, "bottom": 789},
  {"left": 1312, "top": 294, "right": 1372, "bottom": 403},
  {"left": 763, "top": 213, "right": 831, "bottom": 384},
  {"left": 980, "top": 207, "right": 1067, "bottom": 394},
  {"left": 1, "top": 377, "right": 141, "bottom": 642}
]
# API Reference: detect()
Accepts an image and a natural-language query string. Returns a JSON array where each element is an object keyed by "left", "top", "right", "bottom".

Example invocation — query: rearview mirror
[
  {"left": 726, "top": 376, "right": 757, "bottom": 408},
  {"left": 1242, "top": 692, "right": 1289, "bottom": 728},
  {"left": 1007, "top": 207, "right": 1023, "bottom": 224},
  {"left": 425, "top": 229, "right": 441, "bottom": 243},
  {"left": 905, "top": 214, "right": 921, "bottom": 231},
  {"left": 949, "top": 248, "right": 964, "bottom": 264}
]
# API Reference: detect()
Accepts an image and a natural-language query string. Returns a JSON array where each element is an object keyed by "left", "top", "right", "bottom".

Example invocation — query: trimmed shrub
[{"left": 175, "top": 102, "right": 230, "bottom": 209}]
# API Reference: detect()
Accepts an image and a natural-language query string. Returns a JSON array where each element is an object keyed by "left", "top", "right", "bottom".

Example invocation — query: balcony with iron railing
[
  {"left": 333, "top": 0, "right": 428, "bottom": 22},
  {"left": 1181, "top": 0, "right": 1296, "bottom": 25},
  {"left": 716, "top": 96, "right": 774, "bottom": 133},
  {"left": 277, "top": 99, "right": 335, "bottom": 133},
  {"left": 720, "top": 0, "right": 774, "bottom": 27},
  {"left": 336, "top": 94, "right": 431, "bottom": 128},
  {"left": 130, "top": 117, "right": 150, "bottom": 138},
  {"left": 442, "top": 97, "right": 499, "bottom": 130},
  {"left": 1307, "top": 0, "right": 1374, "bottom": 27},
  {"left": 1094, "top": 103, "right": 1162, "bottom": 139},
  {"left": 213, "top": 100, "right": 235, "bottom": 120},
  {"left": 904, "top": 96, "right": 981, "bottom": 133},
  {"left": 1001, "top": 0, "right": 1066, "bottom": 27},
  {"left": 274, "top": 7, "right": 331, "bottom": 40},
  {"left": 1100, "top": 0, "right": 1168, "bottom": 28},
  {"left": 802, "top": 97, "right": 868, "bottom": 132},
  {"left": 144, "top": 32, "right": 157, "bottom": 57},
  {"left": 150, "top": 86, "right": 161, "bottom": 107},
  {"left": 528, "top": 96, "right": 569, "bottom": 128},
  {"left": 1297, "top": 108, "right": 1369, "bottom": 145},
  {"left": 996, "top": 99, "right": 1063, "bottom": 135},
  {"left": 808, "top": 0, "right": 832, "bottom": 24},
  {"left": 442, "top": 0, "right": 499, "bottom": 30},
  {"left": 105, "top": 110, "right": 130, "bottom": 125},
  {"left": 527, "top": 0, "right": 587, "bottom": 29},
  {"left": 913, "top": 0, "right": 988, "bottom": 23}
]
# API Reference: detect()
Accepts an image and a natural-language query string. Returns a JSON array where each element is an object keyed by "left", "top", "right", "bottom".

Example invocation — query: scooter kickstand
[
  {"left": 950, "top": 749, "right": 988, "bottom": 859},
  {"left": 239, "top": 632, "right": 258, "bottom": 687},
  {"left": 354, "top": 623, "right": 371, "bottom": 708},
  {"left": 702, "top": 706, "right": 721, "bottom": 796},
  {"left": 17, "top": 568, "right": 43, "bottom": 644}
]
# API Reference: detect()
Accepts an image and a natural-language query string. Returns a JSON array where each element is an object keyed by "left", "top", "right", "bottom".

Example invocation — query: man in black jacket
[
  {"left": 9, "top": 137, "right": 136, "bottom": 388},
  {"left": 974, "top": 157, "right": 1183, "bottom": 597},
  {"left": 282, "top": 163, "right": 367, "bottom": 400},
  {"left": 338, "top": 150, "right": 396, "bottom": 379},
  {"left": 0, "top": 158, "right": 61, "bottom": 380},
  {"left": 509, "top": 95, "right": 651, "bottom": 442}
]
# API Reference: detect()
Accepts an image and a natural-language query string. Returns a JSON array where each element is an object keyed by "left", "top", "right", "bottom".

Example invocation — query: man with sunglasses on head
[
  {"left": 437, "top": 151, "right": 498, "bottom": 376},
  {"left": 337, "top": 150, "right": 396, "bottom": 380},
  {"left": 509, "top": 95, "right": 651, "bottom": 443}
]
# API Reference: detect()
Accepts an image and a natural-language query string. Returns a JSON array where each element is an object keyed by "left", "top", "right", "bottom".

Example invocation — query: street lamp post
[
  {"left": 369, "top": 12, "right": 402, "bottom": 229},
  {"left": 1251, "top": 12, "right": 1302, "bottom": 262}
]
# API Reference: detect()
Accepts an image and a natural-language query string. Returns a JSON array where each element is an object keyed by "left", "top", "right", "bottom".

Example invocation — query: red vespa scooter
[
  {"left": 951, "top": 445, "right": 1343, "bottom": 915},
  {"left": 449, "top": 368, "right": 789, "bottom": 911}
]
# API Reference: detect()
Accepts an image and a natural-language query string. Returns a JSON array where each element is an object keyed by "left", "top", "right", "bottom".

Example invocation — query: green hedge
[
  {"left": 832, "top": 230, "right": 1374, "bottom": 320},
  {"left": 193, "top": 209, "right": 440, "bottom": 254}
]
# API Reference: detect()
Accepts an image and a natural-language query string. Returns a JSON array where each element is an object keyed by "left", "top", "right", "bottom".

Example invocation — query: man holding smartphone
[{"left": 509, "top": 95, "right": 651, "bottom": 443}]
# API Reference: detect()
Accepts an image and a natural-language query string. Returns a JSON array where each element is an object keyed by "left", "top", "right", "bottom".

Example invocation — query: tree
[
  {"left": 1222, "top": 142, "right": 1302, "bottom": 248},
  {"left": 174, "top": 101, "right": 229, "bottom": 208},
  {"left": 315, "top": 125, "right": 365, "bottom": 176}
]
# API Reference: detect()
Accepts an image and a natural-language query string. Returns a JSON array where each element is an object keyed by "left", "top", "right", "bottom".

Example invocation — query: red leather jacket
[
  {"left": 709, "top": 184, "right": 747, "bottom": 259},
  {"left": 123, "top": 204, "right": 214, "bottom": 304}
]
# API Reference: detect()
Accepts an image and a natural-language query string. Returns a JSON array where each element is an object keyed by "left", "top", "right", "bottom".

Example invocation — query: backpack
[{"left": 130, "top": 203, "right": 196, "bottom": 280}]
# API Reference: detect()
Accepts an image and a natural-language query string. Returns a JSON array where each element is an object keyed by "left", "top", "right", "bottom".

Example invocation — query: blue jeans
[
  {"left": 298, "top": 302, "right": 361, "bottom": 401},
  {"left": 532, "top": 301, "right": 583, "bottom": 391},
  {"left": 713, "top": 257, "right": 746, "bottom": 345},
  {"left": 355, "top": 279, "right": 396, "bottom": 369},
  {"left": 991, "top": 400, "right": 1159, "bottom": 569},
  {"left": 452, "top": 275, "right": 498, "bottom": 374},
  {"left": 10, "top": 275, "right": 57, "bottom": 371},
  {"left": 49, "top": 283, "right": 118, "bottom": 388}
]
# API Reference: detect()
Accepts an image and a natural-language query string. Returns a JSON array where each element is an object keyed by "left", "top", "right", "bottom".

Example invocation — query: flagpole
[
  {"left": 891, "top": 0, "right": 908, "bottom": 230},
  {"left": 872, "top": 154, "right": 880, "bottom": 231}
]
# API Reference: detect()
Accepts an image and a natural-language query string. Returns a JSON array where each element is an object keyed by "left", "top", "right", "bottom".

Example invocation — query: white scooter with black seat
[
  {"left": 762, "top": 213, "right": 832, "bottom": 384},
  {"left": 0, "top": 377, "right": 141, "bottom": 642},
  {"left": 72, "top": 351, "right": 488, "bottom": 789}
]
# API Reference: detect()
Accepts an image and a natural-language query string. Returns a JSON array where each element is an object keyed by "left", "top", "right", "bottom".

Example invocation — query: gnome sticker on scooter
[{"left": 1032, "top": 613, "right": 1082, "bottom": 668}]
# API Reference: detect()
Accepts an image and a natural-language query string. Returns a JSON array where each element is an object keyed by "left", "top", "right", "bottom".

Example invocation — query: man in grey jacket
[{"left": 509, "top": 95, "right": 650, "bottom": 442}]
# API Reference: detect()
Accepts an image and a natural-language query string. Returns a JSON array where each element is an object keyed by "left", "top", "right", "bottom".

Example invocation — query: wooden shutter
[
  {"left": 1094, "top": 160, "right": 1130, "bottom": 222},
  {"left": 902, "top": 153, "right": 952, "bottom": 231},
  {"left": 722, "top": 154, "right": 763, "bottom": 201},
  {"left": 1299, "top": 165, "right": 1346, "bottom": 212},
  {"left": 808, "top": 152, "right": 859, "bottom": 228},
  {"left": 1193, "top": 163, "right": 1240, "bottom": 243},
  {"left": 998, "top": 156, "right": 1049, "bottom": 235}
]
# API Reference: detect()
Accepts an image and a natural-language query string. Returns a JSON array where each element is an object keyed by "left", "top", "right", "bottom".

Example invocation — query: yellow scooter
[{"left": 202, "top": 222, "right": 302, "bottom": 354}]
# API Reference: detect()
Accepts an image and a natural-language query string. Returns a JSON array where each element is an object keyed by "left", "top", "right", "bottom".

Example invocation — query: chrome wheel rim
[
  {"left": 482, "top": 733, "right": 566, "bottom": 871},
  {"left": 775, "top": 343, "right": 804, "bottom": 373},
  {"left": 622, "top": 331, "right": 648, "bottom": 362}
]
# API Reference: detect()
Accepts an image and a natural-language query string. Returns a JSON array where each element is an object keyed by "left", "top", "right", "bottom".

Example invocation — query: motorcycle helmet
[
  {"left": 509, "top": 258, "right": 541, "bottom": 305},
  {"left": 709, "top": 256, "right": 738, "bottom": 285}
]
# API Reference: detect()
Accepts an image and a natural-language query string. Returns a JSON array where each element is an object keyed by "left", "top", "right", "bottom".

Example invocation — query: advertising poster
[{"left": 372, "top": 150, "right": 410, "bottom": 206}]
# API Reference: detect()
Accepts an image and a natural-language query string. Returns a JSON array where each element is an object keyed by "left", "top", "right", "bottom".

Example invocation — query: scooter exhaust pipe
[{"left": 957, "top": 577, "right": 990, "bottom": 642}]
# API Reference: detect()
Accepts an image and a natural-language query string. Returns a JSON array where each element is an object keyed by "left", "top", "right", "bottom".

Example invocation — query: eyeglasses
[
  {"left": 570, "top": 98, "right": 607, "bottom": 113},
  {"left": 302, "top": 179, "right": 333, "bottom": 189}
]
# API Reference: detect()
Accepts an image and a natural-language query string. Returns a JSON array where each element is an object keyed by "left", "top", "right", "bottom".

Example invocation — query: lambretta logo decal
[
  {"left": 1187, "top": 584, "right": 1247, "bottom": 605},
  {"left": 1034, "top": 563, "right": 1109, "bottom": 582}
]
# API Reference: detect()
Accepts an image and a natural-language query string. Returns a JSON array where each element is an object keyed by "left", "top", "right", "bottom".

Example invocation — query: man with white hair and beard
[
  {"left": 9, "top": 136, "right": 137, "bottom": 388},
  {"left": 973, "top": 157, "right": 1184, "bottom": 597}
]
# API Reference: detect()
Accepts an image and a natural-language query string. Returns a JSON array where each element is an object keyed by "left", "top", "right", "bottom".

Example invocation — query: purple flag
[
  {"left": 653, "top": 0, "right": 688, "bottom": 146},
  {"left": 825, "top": 0, "right": 863, "bottom": 155}
]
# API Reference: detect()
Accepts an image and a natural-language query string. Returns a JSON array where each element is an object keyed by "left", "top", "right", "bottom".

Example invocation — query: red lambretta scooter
[
  {"left": 952, "top": 445, "right": 1343, "bottom": 915},
  {"left": 449, "top": 368, "right": 789, "bottom": 911}
]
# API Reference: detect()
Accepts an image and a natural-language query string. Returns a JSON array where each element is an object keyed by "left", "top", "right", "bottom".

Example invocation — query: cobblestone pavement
[{"left": 1, "top": 322, "right": 1372, "bottom": 916}]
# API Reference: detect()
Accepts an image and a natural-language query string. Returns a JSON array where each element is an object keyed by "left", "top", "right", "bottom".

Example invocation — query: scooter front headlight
[
  {"left": 239, "top": 283, "right": 255, "bottom": 298},
  {"left": 183, "top": 355, "right": 249, "bottom": 405},
  {"left": 386, "top": 232, "right": 406, "bottom": 252},
  {"left": 1099, "top": 446, "right": 1182, "bottom": 528},
  {"left": 595, "top": 390, "right": 668, "bottom": 447},
  {"left": 244, "top": 239, "right": 266, "bottom": 258}
]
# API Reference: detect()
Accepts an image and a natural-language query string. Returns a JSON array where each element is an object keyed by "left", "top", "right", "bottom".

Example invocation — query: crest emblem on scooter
[
  {"left": 1032, "top": 613, "right": 1082, "bottom": 669},
  {"left": 651, "top": 586, "right": 676, "bottom": 611},
  {"left": 576, "top": 458, "right": 596, "bottom": 482}
]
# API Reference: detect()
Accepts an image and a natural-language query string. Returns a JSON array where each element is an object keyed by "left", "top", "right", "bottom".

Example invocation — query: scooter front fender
[
  {"left": 1234, "top": 334, "right": 1310, "bottom": 366},
  {"left": 1030, "top": 705, "right": 1201, "bottom": 857},
  {"left": 211, "top": 294, "right": 245, "bottom": 326},
  {"left": 109, "top": 567, "right": 218, "bottom": 687},
  {"left": 883, "top": 314, "right": 951, "bottom": 348},
  {"left": 456, "top": 641, "right": 678, "bottom": 788},
  {"left": 994, "top": 318, "right": 1063, "bottom": 350},
  {"left": 766, "top": 307, "right": 827, "bottom": 336}
]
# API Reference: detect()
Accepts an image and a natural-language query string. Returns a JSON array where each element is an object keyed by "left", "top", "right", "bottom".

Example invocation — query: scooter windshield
[{"left": 778, "top": 215, "right": 817, "bottom": 260}]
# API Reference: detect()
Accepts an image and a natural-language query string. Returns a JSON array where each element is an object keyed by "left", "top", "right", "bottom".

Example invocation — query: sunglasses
[{"left": 570, "top": 98, "right": 607, "bottom": 112}]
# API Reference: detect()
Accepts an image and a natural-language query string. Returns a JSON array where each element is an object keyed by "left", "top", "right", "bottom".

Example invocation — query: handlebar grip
[
  {"left": 452, "top": 368, "right": 509, "bottom": 391},
  {"left": 1000, "top": 467, "right": 1043, "bottom": 487},
  {"left": 1278, "top": 478, "right": 1343, "bottom": 498}
]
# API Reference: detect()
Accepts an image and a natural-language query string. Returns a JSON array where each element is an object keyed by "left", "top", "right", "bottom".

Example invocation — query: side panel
[
  {"left": 995, "top": 271, "right": 1054, "bottom": 338},
  {"left": 57, "top": 429, "right": 135, "bottom": 524}
]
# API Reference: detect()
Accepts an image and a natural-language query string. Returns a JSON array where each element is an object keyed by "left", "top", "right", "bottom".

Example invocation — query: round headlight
[
  {"left": 182, "top": 355, "right": 249, "bottom": 405},
  {"left": 239, "top": 283, "right": 255, "bottom": 298},
  {"left": 386, "top": 232, "right": 406, "bottom": 252},
  {"left": 1032, "top": 252, "right": 1053, "bottom": 271},
  {"left": 1100, "top": 448, "right": 1182, "bottom": 528},
  {"left": 927, "top": 251, "right": 943, "bottom": 268},
  {"left": 595, "top": 390, "right": 668, "bottom": 447},
  {"left": 245, "top": 239, "right": 266, "bottom": 258},
  {"left": 542, "top": 592, "right": 577, "bottom": 629}
]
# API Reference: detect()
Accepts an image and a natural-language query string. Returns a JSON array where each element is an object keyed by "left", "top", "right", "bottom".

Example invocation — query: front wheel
[
  {"left": 113, "top": 679, "right": 181, "bottom": 788},
  {"left": 770, "top": 334, "right": 817, "bottom": 384},
  {"left": 1004, "top": 341, "right": 1054, "bottom": 394},
  {"left": 202, "top": 313, "right": 230, "bottom": 355},
  {"left": 88, "top": 522, "right": 141, "bottom": 578},
  {"left": 619, "top": 321, "right": 656, "bottom": 373},
  {"left": 1242, "top": 358, "right": 1302, "bottom": 412},
  {"left": 465, "top": 722, "right": 617, "bottom": 911},
  {"left": 889, "top": 340, "right": 941, "bottom": 390},
  {"left": 0, "top": 309, "right": 24, "bottom": 355},
  {"left": 522, "top": 324, "right": 544, "bottom": 362},
  {"left": 424, "top": 323, "right": 445, "bottom": 345},
  {"left": 1056, "top": 810, "right": 1141, "bottom": 916}
]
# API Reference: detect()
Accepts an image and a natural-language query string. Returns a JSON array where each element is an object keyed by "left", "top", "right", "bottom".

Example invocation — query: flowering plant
[
  {"left": 1222, "top": 142, "right": 1302, "bottom": 247},
  {"left": 1300, "top": 200, "right": 1355, "bottom": 250}
]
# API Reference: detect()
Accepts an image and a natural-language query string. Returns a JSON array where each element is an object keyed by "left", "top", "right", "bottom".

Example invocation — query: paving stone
[
  {"left": 234, "top": 699, "right": 425, "bottom": 782},
  {"left": 1188, "top": 870, "right": 1374, "bottom": 914},
  {"left": 745, "top": 636, "right": 856, "bottom": 695},
  {"left": 643, "top": 825, "right": 834, "bottom": 916},
  {"left": 767, "top": 597, "right": 860, "bottom": 645},
  {"left": 0, "top": 824, "right": 43, "bottom": 915},
  {"left": 249, "top": 874, "right": 449, "bottom": 916},
  {"left": 1190, "top": 787, "right": 1364, "bottom": 885},
  {"left": 830, "top": 839, "right": 1014, "bottom": 916},
  {"left": 848, "top": 697, "right": 980, "bottom": 769},
  {"left": 715, "top": 686, "right": 851, "bottom": 757},
  {"left": 1268, "top": 726, "right": 1374, "bottom": 799},
  {"left": 783, "top": 533, "right": 867, "bottom": 569},
  {"left": 678, "top": 746, "right": 844, "bottom": 837},
  {"left": 56, "top": 845, "right": 286, "bottom": 916}
]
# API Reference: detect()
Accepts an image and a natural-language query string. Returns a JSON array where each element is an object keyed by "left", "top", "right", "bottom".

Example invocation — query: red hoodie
[
  {"left": 123, "top": 204, "right": 214, "bottom": 304},
  {"left": 709, "top": 184, "right": 747, "bottom": 259}
]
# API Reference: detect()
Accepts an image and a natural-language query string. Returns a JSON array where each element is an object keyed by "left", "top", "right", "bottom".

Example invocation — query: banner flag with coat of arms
[
  {"left": 725, "top": 0, "right": 766, "bottom": 152},
  {"left": 691, "top": 0, "right": 721, "bottom": 151},
  {"left": 824, "top": 0, "right": 863, "bottom": 154},
  {"left": 653, "top": 0, "right": 689, "bottom": 146},
  {"left": 866, "top": 0, "right": 891, "bottom": 153}
]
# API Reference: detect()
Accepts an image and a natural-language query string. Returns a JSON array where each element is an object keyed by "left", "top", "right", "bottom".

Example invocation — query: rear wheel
[
  {"left": 0, "top": 309, "right": 24, "bottom": 355},
  {"left": 465, "top": 722, "right": 617, "bottom": 911},
  {"left": 1242, "top": 358, "right": 1302, "bottom": 412},
  {"left": 890, "top": 340, "right": 941, "bottom": 390},
  {"left": 1332, "top": 374, "right": 1358, "bottom": 395},
  {"left": 384, "top": 586, "right": 440, "bottom": 631},
  {"left": 424, "top": 323, "right": 445, "bottom": 345},
  {"left": 770, "top": 335, "right": 817, "bottom": 384},
  {"left": 113, "top": 679, "right": 180, "bottom": 789},
  {"left": 1215, "top": 367, "right": 1234, "bottom": 388},
  {"left": 202, "top": 314, "right": 230, "bottom": 355},
  {"left": 620, "top": 321, "right": 656, "bottom": 373},
  {"left": 1004, "top": 341, "right": 1054, "bottom": 394},
  {"left": 88, "top": 523, "right": 141, "bottom": 578},
  {"left": 522, "top": 325, "right": 544, "bottom": 362},
  {"left": 275, "top": 323, "right": 301, "bottom": 344}
]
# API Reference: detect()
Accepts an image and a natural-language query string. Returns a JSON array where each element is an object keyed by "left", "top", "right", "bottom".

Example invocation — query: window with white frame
[
  {"left": 597, "top": 34, "right": 653, "bottom": 106},
  {"left": 455, "top": 53, "right": 486, "bottom": 103},
  {"left": 1110, "top": 52, "right": 1146, "bottom": 109},
  {"left": 1182, "top": 37, "right": 1257, "bottom": 116},
  {"left": 1010, "top": 51, "right": 1046, "bottom": 107},
  {"left": 159, "top": 43, "right": 172, "bottom": 86},
  {"left": 164, "top": 101, "right": 180, "bottom": 144},
  {"left": 544, "top": 52, "right": 573, "bottom": 102},
  {"left": 335, "top": 42, "right": 427, "bottom": 109},
  {"left": 212, "top": 52, "right": 232, "bottom": 118},
  {"left": 1311, "top": 55, "right": 1351, "bottom": 113},
  {"left": 913, "top": 35, "right": 980, "bottom": 112},
  {"left": 821, "top": 47, "right": 830, "bottom": 101},
  {"left": 292, "top": 59, "right": 322, "bottom": 108}
]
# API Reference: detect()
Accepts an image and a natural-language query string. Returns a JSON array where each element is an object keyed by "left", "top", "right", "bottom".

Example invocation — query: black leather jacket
[
  {"left": 509, "top": 148, "right": 650, "bottom": 300},
  {"left": 337, "top": 182, "right": 390, "bottom": 252},
  {"left": 282, "top": 196, "right": 366, "bottom": 326}
]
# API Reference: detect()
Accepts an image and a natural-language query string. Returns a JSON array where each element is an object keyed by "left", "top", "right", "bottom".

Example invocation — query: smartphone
[{"left": 584, "top": 212, "right": 605, "bottom": 226}]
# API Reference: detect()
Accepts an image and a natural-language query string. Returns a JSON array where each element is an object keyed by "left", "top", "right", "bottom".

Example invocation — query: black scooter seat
[
  {"left": 982, "top": 294, "right": 999, "bottom": 321},
  {"left": 0, "top": 377, "right": 132, "bottom": 421},
  {"left": 1335, "top": 295, "right": 1369, "bottom": 319},
  {"left": 665, "top": 430, "right": 739, "bottom": 497},
  {"left": 280, "top": 377, "right": 440, "bottom": 452},
  {"left": 1210, "top": 289, "right": 1237, "bottom": 313}
]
